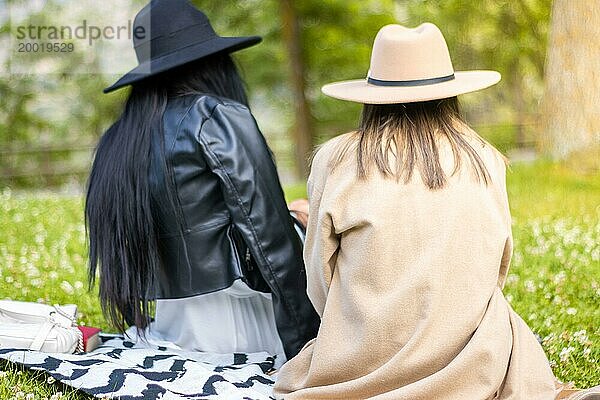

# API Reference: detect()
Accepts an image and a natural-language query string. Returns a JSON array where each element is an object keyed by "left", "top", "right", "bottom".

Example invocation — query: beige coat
[{"left": 274, "top": 131, "right": 557, "bottom": 399}]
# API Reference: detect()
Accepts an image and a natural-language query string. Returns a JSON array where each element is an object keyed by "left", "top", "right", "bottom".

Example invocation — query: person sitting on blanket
[
  {"left": 85, "top": 0, "right": 319, "bottom": 369},
  {"left": 273, "top": 23, "right": 599, "bottom": 399}
]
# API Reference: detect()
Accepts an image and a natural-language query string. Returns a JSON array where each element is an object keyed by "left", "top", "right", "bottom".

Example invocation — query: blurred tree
[
  {"left": 196, "top": 0, "right": 397, "bottom": 179},
  {"left": 280, "top": 0, "right": 313, "bottom": 178},
  {"left": 540, "top": 0, "right": 600, "bottom": 162},
  {"left": 296, "top": 0, "right": 397, "bottom": 135}
]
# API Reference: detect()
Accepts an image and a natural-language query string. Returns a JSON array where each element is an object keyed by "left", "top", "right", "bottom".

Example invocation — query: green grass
[{"left": 0, "top": 161, "right": 599, "bottom": 398}]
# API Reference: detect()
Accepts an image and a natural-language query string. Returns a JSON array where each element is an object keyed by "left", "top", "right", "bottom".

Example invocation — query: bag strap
[
  {"left": 29, "top": 322, "right": 55, "bottom": 351},
  {"left": 50, "top": 305, "right": 77, "bottom": 327},
  {"left": 0, "top": 301, "right": 76, "bottom": 328}
]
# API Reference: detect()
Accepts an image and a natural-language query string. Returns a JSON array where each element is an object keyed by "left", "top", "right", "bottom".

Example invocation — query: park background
[{"left": 0, "top": 0, "right": 599, "bottom": 398}]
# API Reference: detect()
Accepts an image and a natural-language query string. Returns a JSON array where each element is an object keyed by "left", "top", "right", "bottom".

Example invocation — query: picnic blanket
[{"left": 0, "top": 335, "right": 277, "bottom": 399}]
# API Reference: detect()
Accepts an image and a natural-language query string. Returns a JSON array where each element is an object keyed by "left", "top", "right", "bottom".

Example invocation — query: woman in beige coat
[{"left": 274, "top": 23, "right": 598, "bottom": 400}]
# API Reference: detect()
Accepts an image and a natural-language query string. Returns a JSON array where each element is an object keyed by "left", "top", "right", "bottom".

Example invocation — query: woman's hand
[{"left": 288, "top": 199, "right": 309, "bottom": 228}]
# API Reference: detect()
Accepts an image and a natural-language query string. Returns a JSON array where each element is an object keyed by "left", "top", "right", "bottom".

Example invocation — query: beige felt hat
[{"left": 322, "top": 23, "right": 501, "bottom": 104}]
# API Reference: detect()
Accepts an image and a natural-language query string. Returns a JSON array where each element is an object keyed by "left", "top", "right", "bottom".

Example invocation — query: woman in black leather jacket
[{"left": 85, "top": 0, "right": 319, "bottom": 363}]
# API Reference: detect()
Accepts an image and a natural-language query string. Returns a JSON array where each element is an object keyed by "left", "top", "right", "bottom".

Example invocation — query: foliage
[
  {"left": 0, "top": 0, "right": 136, "bottom": 187},
  {"left": 196, "top": 0, "right": 552, "bottom": 147},
  {"left": 0, "top": 161, "right": 599, "bottom": 397},
  {"left": 401, "top": 0, "right": 551, "bottom": 126},
  {"left": 192, "top": 0, "right": 397, "bottom": 171},
  {"left": 2, "top": 0, "right": 556, "bottom": 186}
]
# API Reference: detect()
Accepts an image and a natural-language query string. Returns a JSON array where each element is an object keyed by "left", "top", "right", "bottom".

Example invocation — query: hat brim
[
  {"left": 321, "top": 70, "right": 501, "bottom": 104},
  {"left": 103, "top": 35, "right": 262, "bottom": 93}
]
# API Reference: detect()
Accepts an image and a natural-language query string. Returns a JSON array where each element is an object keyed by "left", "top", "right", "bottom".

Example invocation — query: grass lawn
[{"left": 0, "top": 161, "right": 598, "bottom": 398}]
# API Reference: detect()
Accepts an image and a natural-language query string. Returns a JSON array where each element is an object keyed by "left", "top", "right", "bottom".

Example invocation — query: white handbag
[{"left": 0, "top": 300, "right": 83, "bottom": 353}]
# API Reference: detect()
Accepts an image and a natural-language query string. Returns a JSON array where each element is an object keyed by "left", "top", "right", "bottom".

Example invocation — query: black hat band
[{"left": 367, "top": 73, "right": 455, "bottom": 87}]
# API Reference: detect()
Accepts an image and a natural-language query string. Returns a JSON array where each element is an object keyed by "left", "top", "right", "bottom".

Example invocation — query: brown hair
[{"left": 331, "top": 97, "right": 493, "bottom": 190}]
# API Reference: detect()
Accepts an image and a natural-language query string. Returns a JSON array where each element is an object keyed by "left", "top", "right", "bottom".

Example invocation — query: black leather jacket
[{"left": 148, "top": 93, "right": 319, "bottom": 358}]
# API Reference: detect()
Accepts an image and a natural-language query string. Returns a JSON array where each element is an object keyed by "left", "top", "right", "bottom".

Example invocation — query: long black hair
[{"left": 86, "top": 53, "right": 249, "bottom": 332}]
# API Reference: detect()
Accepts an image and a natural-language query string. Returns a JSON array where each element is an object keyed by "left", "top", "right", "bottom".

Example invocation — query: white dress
[
  {"left": 125, "top": 220, "right": 305, "bottom": 369},
  {"left": 125, "top": 279, "right": 287, "bottom": 368}
]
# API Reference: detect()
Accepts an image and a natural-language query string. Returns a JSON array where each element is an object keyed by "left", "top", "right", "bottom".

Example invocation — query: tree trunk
[
  {"left": 511, "top": 59, "right": 527, "bottom": 148},
  {"left": 540, "top": 0, "right": 600, "bottom": 159},
  {"left": 279, "top": 0, "right": 314, "bottom": 179}
]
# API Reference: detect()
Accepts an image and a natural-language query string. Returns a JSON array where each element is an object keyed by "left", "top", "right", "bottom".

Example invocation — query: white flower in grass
[
  {"left": 5, "top": 276, "right": 14, "bottom": 283},
  {"left": 559, "top": 346, "right": 575, "bottom": 363},
  {"left": 524, "top": 280, "right": 536, "bottom": 293},
  {"left": 30, "top": 278, "right": 43, "bottom": 288},
  {"left": 512, "top": 252, "right": 523, "bottom": 265},
  {"left": 27, "top": 266, "right": 40, "bottom": 277},
  {"left": 49, "top": 271, "right": 59, "bottom": 280},
  {"left": 47, "top": 376, "right": 56, "bottom": 384},
  {"left": 60, "top": 263, "right": 74, "bottom": 273},
  {"left": 74, "top": 281, "right": 84, "bottom": 290},
  {"left": 26, "top": 394, "right": 34, "bottom": 400},
  {"left": 34, "top": 233, "right": 45, "bottom": 244},
  {"left": 583, "top": 347, "right": 592, "bottom": 358},
  {"left": 566, "top": 307, "right": 577, "bottom": 315},
  {"left": 553, "top": 271, "right": 566, "bottom": 284},
  {"left": 573, "top": 330, "right": 589, "bottom": 344},
  {"left": 59, "top": 281, "right": 74, "bottom": 294},
  {"left": 542, "top": 333, "right": 556, "bottom": 345},
  {"left": 0, "top": 370, "right": 7, "bottom": 378},
  {"left": 554, "top": 247, "right": 564, "bottom": 259}
]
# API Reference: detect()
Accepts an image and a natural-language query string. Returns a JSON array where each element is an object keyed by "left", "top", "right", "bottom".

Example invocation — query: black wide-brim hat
[{"left": 104, "top": 0, "right": 261, "bottom": 93}]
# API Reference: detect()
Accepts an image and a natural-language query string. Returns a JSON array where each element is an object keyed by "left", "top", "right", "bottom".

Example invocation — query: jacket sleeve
[
  {"left": 304, "top": 149, "right": 340, "bottom": 317},
  {"left": 195, "top": 101, "right": 320, "bottom": 358}
]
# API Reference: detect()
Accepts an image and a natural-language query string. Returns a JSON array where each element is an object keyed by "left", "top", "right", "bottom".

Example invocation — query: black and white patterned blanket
[{"left": 0, "top": 336, "right": 277, "bottom": 399}]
